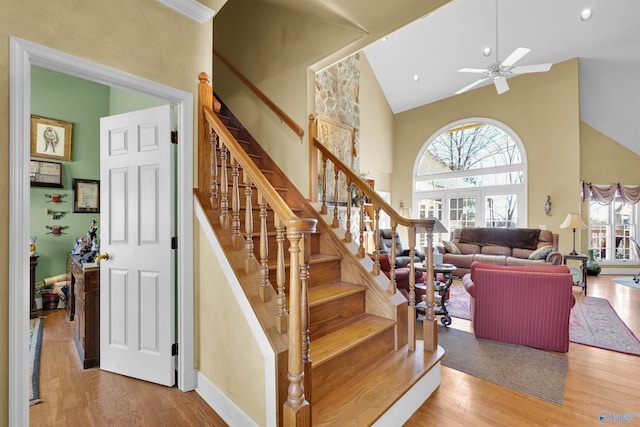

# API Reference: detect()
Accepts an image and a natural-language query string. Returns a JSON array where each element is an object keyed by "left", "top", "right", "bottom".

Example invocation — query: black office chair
[{"left": 631, "top": 236, "right": 640, "bottom": 283}]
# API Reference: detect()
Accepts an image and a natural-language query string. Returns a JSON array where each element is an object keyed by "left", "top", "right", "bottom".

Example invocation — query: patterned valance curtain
[{"left": 581, "top": 181, "right": 640, "bottom": 204}]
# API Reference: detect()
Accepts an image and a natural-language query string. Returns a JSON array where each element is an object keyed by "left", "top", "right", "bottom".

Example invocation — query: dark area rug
[
  {"left": 29, "top": 317, "right": 44, "bottom": 405},
  {"left": 435, "top": 326, "right": 568, "bottom": 406},
  {"left": 445, "top": 284, "right": 640, "bottom": 356}
]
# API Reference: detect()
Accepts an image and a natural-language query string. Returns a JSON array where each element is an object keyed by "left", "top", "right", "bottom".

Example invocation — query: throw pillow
[
  {"left": 376, "top": 253, "right": 392, "bottom": 272},
  {"left": 528, "top": 245, "right": 554, "bottom": 260},
  {"left": 442, "top": 240, "right": 462, "bottom": 255}
]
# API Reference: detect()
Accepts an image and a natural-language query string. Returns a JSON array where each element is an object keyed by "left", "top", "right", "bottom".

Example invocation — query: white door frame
[{"left": 9, "top": 37, "right": 195, "bottom": 426}]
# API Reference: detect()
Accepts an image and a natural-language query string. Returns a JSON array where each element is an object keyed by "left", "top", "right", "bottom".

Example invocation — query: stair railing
[
  {"left": 309, "top": 114, "right": 443, "bottom": 353},
  {"left": 214, "top": 50, "right": 305, "bottom": 138},
  {"left": 198, "top": 73, "right": 315, "bottom": 426}
]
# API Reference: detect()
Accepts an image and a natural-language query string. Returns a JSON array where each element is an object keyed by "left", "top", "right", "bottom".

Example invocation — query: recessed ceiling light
[
  {"left": 382, "top": 37, "right": 388, "bottom": 42},
  {"left": 413, "top": 74, "right": 420, "bottom": 82},
  {"left": 580, "top": 8, "right": 592, "bottom": 21},
  {"left": 483, "top": 47, "right": 492, "bottom": 57}
]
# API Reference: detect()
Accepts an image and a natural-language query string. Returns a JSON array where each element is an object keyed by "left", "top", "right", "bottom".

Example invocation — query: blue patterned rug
[
  {"left": 613, "top": 276, "right": 640, "bottom": 289},
  {"left": 29, "top": 317, "right": 44, "bottom": 405}
]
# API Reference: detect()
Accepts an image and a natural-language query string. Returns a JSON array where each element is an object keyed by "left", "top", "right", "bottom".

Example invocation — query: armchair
[{"left": 378, "top": 229, "right": 425, "bottom": 268}]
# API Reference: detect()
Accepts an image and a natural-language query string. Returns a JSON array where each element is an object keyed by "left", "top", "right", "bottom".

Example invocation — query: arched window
[{"left": 413, "top": 118, "right": 527, "bottom": 244}]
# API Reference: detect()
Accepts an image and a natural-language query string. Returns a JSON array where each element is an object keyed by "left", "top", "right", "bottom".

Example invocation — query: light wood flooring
[{"left": 30, "top": 275, "right": 640, "bottom": 426}]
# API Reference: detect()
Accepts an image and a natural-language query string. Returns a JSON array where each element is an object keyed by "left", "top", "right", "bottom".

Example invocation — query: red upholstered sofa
[{"left": 463, "top": 262, "right": 576, "bottom": 352}]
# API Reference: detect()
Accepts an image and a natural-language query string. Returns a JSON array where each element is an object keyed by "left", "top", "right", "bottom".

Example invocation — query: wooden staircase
[{"left": 197, "top": 82, "right": 443, "bottom": 426}]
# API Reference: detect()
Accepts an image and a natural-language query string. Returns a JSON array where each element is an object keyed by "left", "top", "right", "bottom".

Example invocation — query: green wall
[{"left": 30, "top": 66, "right": 164, "bottom": 283}]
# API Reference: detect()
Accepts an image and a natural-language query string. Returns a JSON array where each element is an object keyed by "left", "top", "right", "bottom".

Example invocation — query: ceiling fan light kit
[{"left": 455, "top": 0, "right": 552, "bottom": 95}]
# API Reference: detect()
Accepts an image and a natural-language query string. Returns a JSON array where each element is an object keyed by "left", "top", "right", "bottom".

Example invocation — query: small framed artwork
[
  {"left": 72, "top": 179, "right": 100, "bottom": 213},
  {"left": 30, "top": 115, "right": 73, "bottom": 161},
  {"left": 30, "top": 159, "right": 63, "bottom": 188}
]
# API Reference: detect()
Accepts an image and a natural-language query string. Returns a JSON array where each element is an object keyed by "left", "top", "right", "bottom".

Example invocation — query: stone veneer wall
[{"left": 315, "top": 53, "right": 361, "bottom": 173}]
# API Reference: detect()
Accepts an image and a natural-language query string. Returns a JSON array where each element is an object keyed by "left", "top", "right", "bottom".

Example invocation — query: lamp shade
[{"left": 559, "top": 213, "right": 587, "bottom": 230}]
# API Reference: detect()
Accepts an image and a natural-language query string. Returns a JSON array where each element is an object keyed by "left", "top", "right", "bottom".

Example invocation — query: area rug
[
  {"left": 613, "top": 276, "right": 640, "bottom": 290},
  {"left": 445, "top": 284, "right": 640, "bottom": 356},
  {"left": 29, "top": 317, "right": 44, "bottom": 405},
  {"left": 436, "top": 326, "right": 568, "bottom": 406}
]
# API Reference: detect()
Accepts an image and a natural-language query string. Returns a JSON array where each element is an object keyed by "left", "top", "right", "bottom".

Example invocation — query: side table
[
  {"left": 415, "top": 263, "right": 457, "bottom": 326},
  {"left": 564, "top": 254, "right": 587, "bottom": 296}
]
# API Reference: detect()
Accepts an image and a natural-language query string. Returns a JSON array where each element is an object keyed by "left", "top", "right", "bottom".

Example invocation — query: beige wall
[
  {"left": 1, "top": 1, "right": 212, "bottom": 424},
  {"left": 359, "top": 54, "right": 394, "bottom": 193},
  {"left": 392, "top": 59, "right": 582, "bottom": 254},
  {"left": 195, "top": 224, "right": 267, "bottom": 425}
]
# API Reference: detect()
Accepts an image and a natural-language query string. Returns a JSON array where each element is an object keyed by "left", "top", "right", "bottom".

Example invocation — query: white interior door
[{"left": 99, "top": 105, "right": 175, "bottom": 386}]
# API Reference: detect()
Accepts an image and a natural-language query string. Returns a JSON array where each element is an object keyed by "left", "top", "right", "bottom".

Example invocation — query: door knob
[{"left": 95, "top": 253, "right": 109, "bottom": 262}]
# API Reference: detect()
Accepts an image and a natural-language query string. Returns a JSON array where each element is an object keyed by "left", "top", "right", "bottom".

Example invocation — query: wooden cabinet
[
  {"left": 30, "top": 256, "right": 39, "bottom": 319},
  {"left": 67, "top": 254, "right": 100, "bottom": 369}
]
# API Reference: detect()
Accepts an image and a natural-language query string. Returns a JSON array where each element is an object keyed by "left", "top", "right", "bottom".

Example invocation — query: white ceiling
[{"left": 363, "top": 0, "right": 640, "bottom": 154}]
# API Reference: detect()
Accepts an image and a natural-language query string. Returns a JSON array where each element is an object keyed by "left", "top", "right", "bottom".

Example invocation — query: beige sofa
[{"left": 439, "top": 227, "right": 563, "bottom": 277}]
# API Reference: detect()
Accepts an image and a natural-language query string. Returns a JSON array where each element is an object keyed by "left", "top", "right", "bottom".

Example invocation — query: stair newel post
[
  {"left": 231, "top": 156, "right": 242, "bottom": 248},
  {"left": 283, "top": 219, "right": 317, "bottom": 427},
  {"left": 332, "top": 168, "right": 340, "bottom": 228},
  {"left": 373, "top": 206, "right": 381, "bottom": 275},
  {"left": 423, "top": 225, "right": 438, "bottom": 352},
  {"left": 243, "top": 169, "right": 254, "bottom": 274},
  {"left": 275, "top": 217, "right": 288, "bottom": 334},
  {"left": 389, "top": 222, "right": 398, "bottom": 295},
  {"left": 344, "top": 179, "right": 353, "bottom": 242},
  {"left": 219, "top": 145, "right": 229, "bottom": 228},
  {"left": 197, "top": 73, "right": 213, "bottom": 197},
  {"left": 210, "top": 130, "right": 219, "bottom": 209},
  {"left": 299, "top": 234, "right": 312, "bottom": 410},
  {"left": 407, "top": 225, "right": 417, "bottom": 351},
  {"left": 320, "top": 154, "right": 328, "bottom": 215},
  {"left": 358, "top": 188, "right": 366, "bottom": 258},
  {"left": 258, "top": 192, "right": 270, "bottom": 303}
]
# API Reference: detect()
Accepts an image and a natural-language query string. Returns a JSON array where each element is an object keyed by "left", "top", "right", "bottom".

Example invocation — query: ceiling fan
[{"left": 455, "top": 1, "right": 552, "bottom": 95}]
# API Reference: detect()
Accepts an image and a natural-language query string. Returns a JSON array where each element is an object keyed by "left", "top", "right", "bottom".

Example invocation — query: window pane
[
  {"left": 415, "top": 171, "right": 523, "bottom": 191},
  {"left": 589, "top": 201, "right": 611, "bottom": 261},
  {"left": 449, "top": 197, "right": 476, "bottom": 229},
  {"left": 418, "top": 198, "right": 444, "bottom": 247},
  {"left": 484, "top": 195, "right": 518, "bottom": 228}
]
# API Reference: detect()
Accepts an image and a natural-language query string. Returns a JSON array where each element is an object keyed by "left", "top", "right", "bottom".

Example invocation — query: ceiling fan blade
[
  {"left": 455, "top": 77, "right": 489, "bottom": 95},
  {"left": 511, "top": 63, "right": 552, "bottom": 74},
  {"left": 458, "top": 68, "right": 488, "bottom": 74},
  {"left": 501, "top": 47, "right": 530, "bottom": 67},
  {"left": 494, "top": 76, "right": 509, "bottom": 94}
]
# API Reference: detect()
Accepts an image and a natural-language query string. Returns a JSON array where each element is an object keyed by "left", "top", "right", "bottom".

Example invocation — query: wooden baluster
[
  {"left": 408, "top": 226, "right": 417, "bottom": 351},
  {"left": 389, "top": 222, "right": 397, "bottom": 295},
  {"left": 244, "top": 169, "right": 254, "bottom": 273},
  {"left": 423, "top": 226, "right": 437, "bottom": 352},
  {"left": 344, "top": 179, "right": 352, "bottom": 242},
  {"left": 210, "top": 130, "right": 219, "bottom": 209},
  {"left": 258, "top": 192, "right": 270, "bottom": 302},
  {"left": 373, "top": 206, "right": 381, "bottom": 275},
  {"left": 219, "top": 145, "right": 229, "bottom": 228},
  {"left": 320, "top": 155, "right": 328, "bottom": 215},
  {"left": 300, "top": 234, "right": 312, "bottom": 410},
  {"left": 275, "top": 218, "right": 288, "bottom": 334},
  {"left": 358, "top": 189, "right": 366, "bottom": 258},
  {"left": 332, "top": 169, "right": 339, "bottom": 228},
  {"left": 283, "top": 223, "right": 310, "bottom": 426},
  {"left": 231, "top": 157, "right": 242, "bottom": 248}
]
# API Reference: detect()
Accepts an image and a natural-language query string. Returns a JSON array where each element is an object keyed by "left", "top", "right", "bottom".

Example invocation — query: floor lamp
[{"left": 560, "top": 213, "right": 587, "bottom": 255}]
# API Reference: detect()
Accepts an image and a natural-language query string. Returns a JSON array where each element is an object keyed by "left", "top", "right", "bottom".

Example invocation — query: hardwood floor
[
  {"left": 29, "top": 309, "right": 227, "bottom": 427},
  {"left": 30, "top": 275, "right": 639, "bottom": 426},
  {"left": 406, "top": 274, "right": 640, "bottom": 427}
]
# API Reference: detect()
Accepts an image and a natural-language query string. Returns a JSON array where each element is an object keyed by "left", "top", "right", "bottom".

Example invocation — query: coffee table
[{"left": 415, "top": 263, "right": 457, "bottom": 326}]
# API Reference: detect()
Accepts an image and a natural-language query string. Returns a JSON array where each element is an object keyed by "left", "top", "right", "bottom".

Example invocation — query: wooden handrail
[{"left": 214, "top": 50, "right": 305, "bottom": 138}]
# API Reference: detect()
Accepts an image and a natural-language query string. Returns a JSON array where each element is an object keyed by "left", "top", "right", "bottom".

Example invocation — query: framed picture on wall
[
  {"left": 72, "top": 179, "right": 100, "bottom": 213},
  {"left": 30, "top": 159, "right": 63, "bottom": 188},
  {"left": 30, "top": 115, "right": 73, "bottom": 161}
]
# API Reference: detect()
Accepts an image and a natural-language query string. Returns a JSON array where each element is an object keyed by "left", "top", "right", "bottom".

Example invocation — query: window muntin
[{"left": 589, "top": 198, "right": 637, "bottom": 262}]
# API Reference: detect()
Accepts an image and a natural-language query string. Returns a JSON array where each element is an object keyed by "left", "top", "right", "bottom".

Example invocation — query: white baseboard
[
  {"left": 196, "top": 370, "right": 259, "bottom": 427},
  {"left": 372, "top": 362, "right": 442, "bottom": 427}
]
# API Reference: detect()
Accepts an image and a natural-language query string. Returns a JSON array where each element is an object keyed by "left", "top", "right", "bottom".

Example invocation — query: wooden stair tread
[
  {"left": 308, "top": 282, "right": 366, "bottom": 307},
  {"left": 313, "top": 342, "right": 445, "bottom": 427},
  {"left": 311, "top": 314, "right": 395, "bottom": 367},
  {"left": 267, "top": 253, "right": 341, "bottom": 270}
]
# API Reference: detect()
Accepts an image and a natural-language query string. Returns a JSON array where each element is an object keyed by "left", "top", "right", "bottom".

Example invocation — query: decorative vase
[
  {"left": 586, "top": 248, "right": 601, "bottom": 276},
  {"left": 29, "top": 236, "right": 37, "bottom": 256}
]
